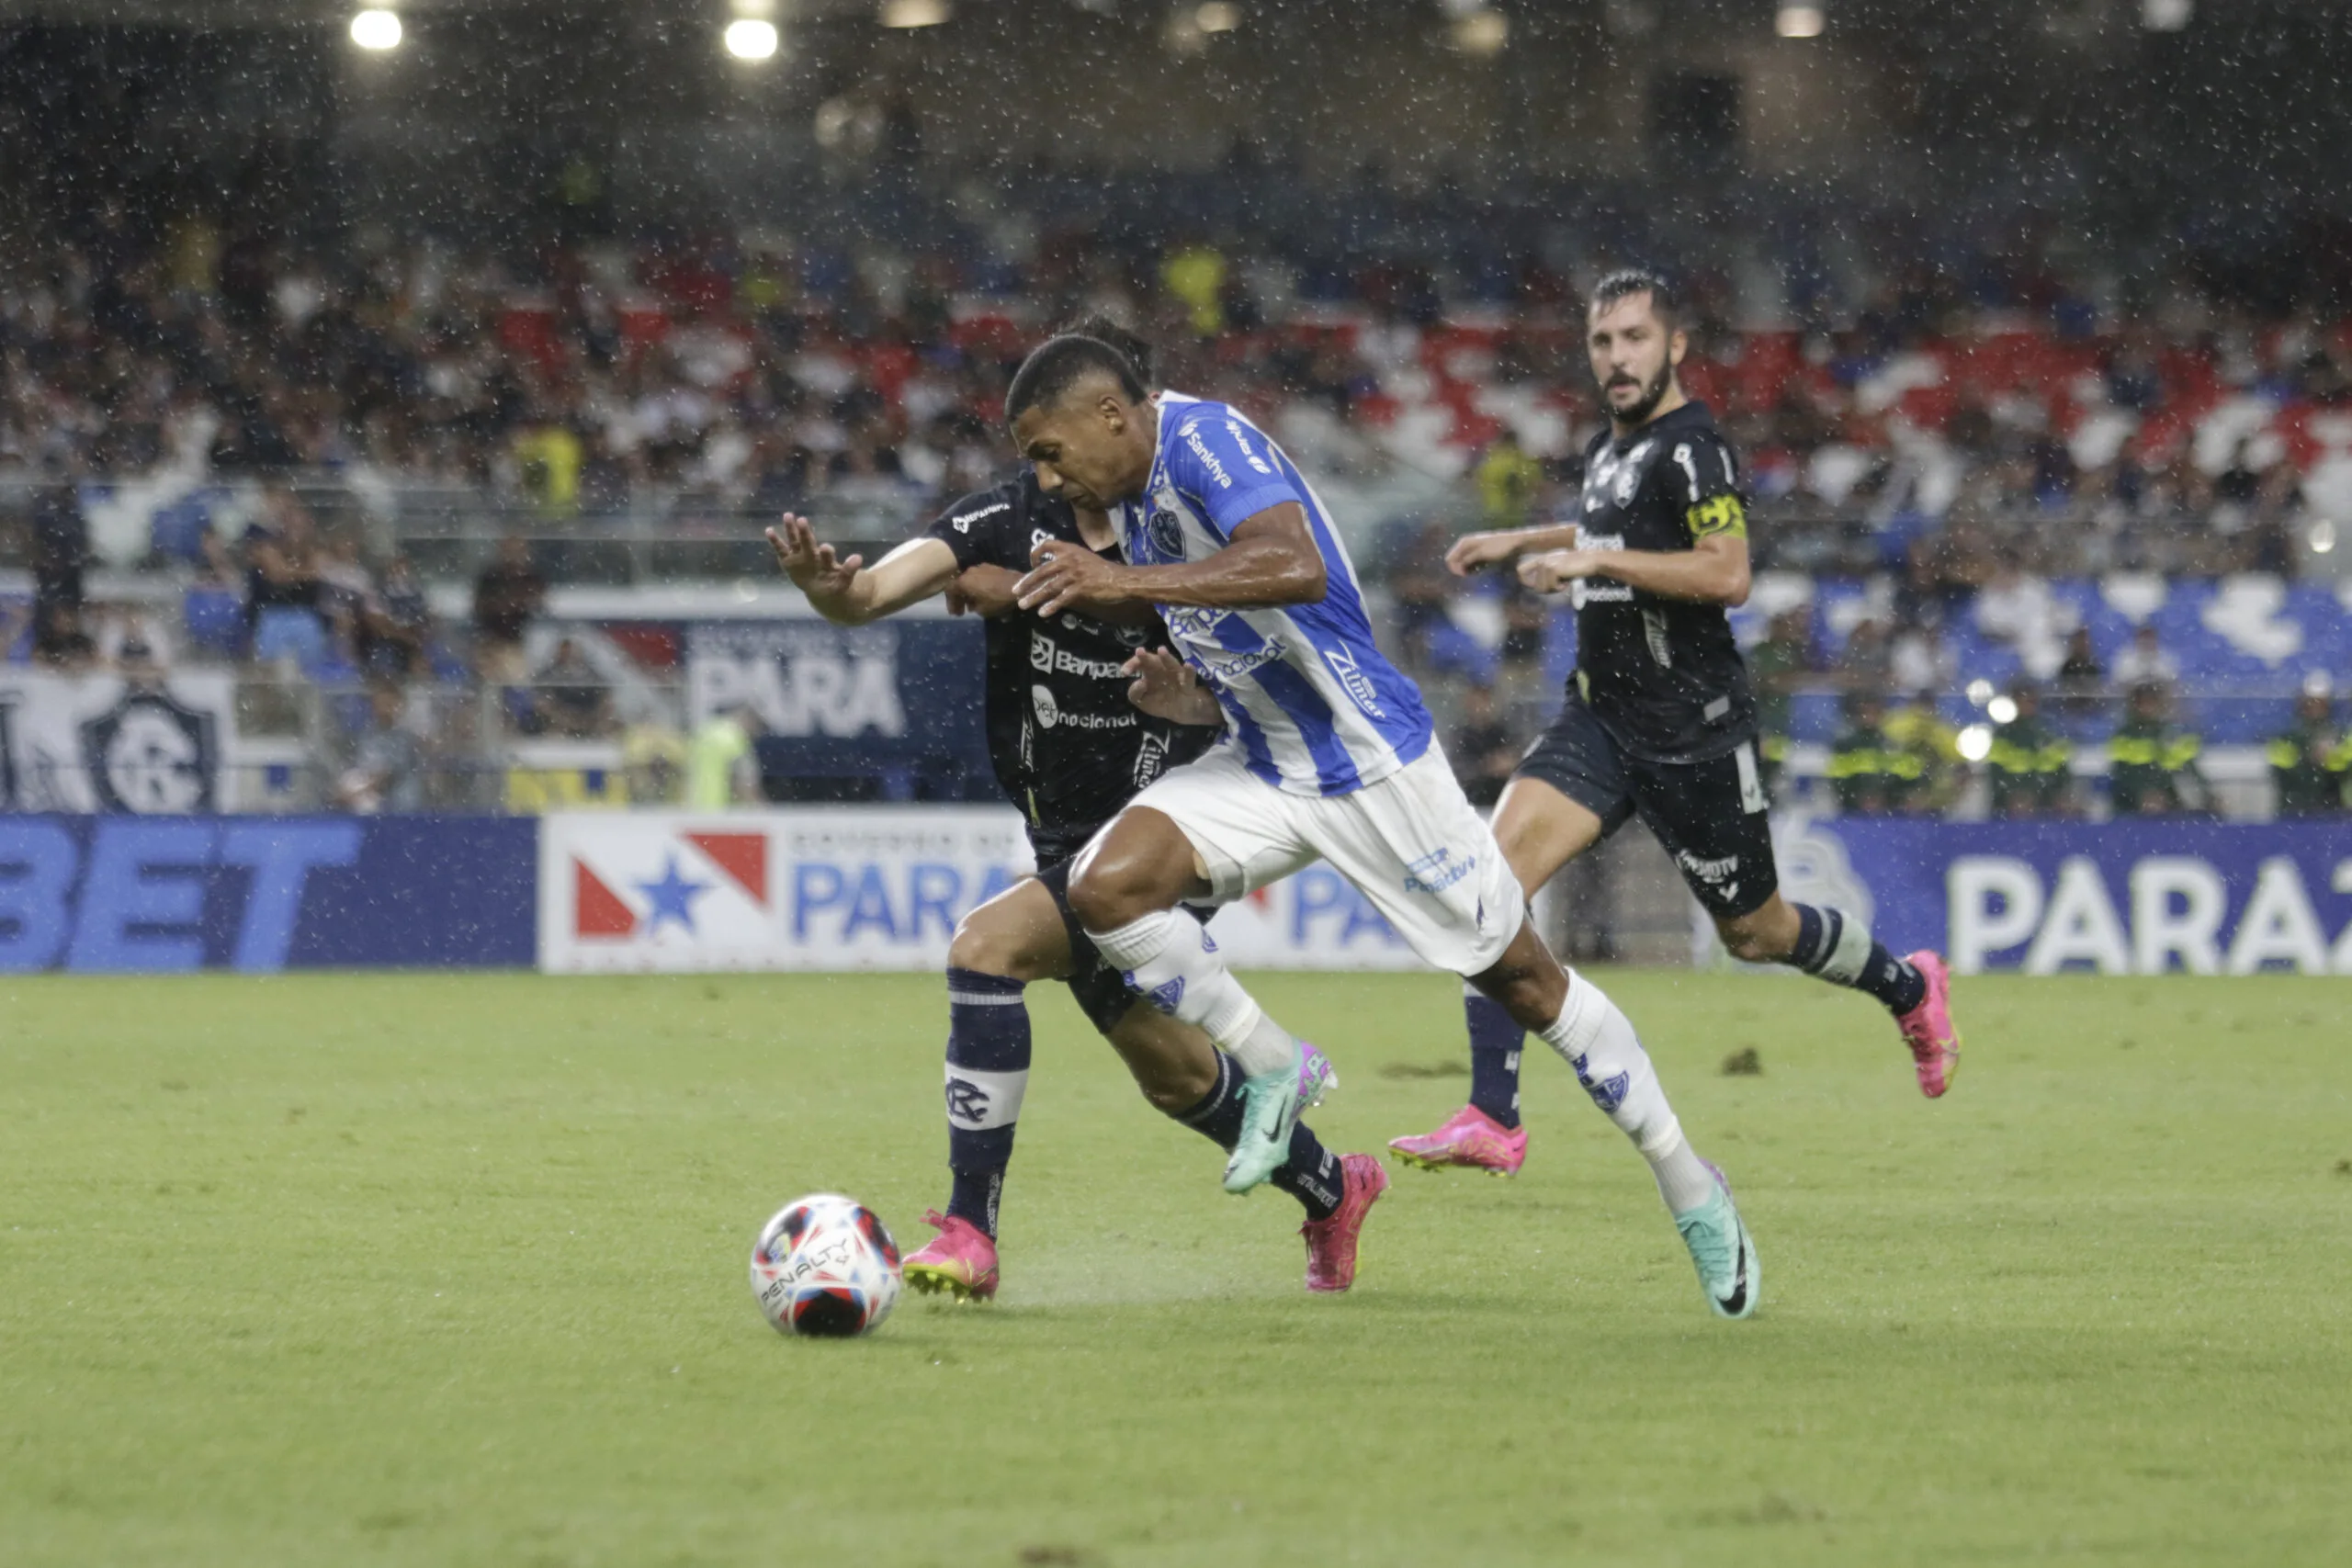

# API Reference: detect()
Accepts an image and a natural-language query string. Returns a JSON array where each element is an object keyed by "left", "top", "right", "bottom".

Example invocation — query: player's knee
[
  {"left": 948, "top": 910, "right": 1026, "bottom": 977},
  {"left": 1068, "top": 851, "right": 1157, "bottom": 932},
  {"left": 1715, "top": 916, "right": 1782, "bottom": 964}
]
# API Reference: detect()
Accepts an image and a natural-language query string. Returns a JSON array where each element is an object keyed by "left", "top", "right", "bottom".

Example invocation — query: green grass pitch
[{"left": 3, "top": 969, "right": 2348, "bottom": 1566}]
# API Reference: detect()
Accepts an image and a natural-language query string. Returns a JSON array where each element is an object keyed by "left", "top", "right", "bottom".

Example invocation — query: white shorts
[{"left": 1120, "top": 742, "right": 1525, "bottom": 976}]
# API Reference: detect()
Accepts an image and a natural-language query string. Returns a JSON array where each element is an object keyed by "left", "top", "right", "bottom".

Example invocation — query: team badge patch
[{"left": 1148, "top": 507, "right": 1184, "bottom": 560}]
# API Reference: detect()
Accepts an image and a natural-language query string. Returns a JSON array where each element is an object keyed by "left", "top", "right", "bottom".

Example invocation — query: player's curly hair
[
  {"left": 1590, "top": 267, "right": 1681, "bottom": 331},
  {"left": 1005, "top": 333, "right": 1148, "bottom": 425}
]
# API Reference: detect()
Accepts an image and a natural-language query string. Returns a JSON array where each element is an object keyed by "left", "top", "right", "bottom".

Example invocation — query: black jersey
[
  {"left": 925, "top": 475, "right": 1213, "bottom": 863},
  {"left": 1565, "top": 400, "right": 1757, "bottom": 764}
]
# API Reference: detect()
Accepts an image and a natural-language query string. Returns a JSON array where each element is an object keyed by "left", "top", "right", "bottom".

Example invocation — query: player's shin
[
  {"left": 1170, "top": 1050, "right": 1341, "bottom": 1221},
  {"left": 1536, "top": 973, "right": 1717, "bottom": 1215},
  {"left": 1088, "top": 908, "right": 1297, "bottom": 1076},
  {"left": 1783, "top": 904, "right": 1928, "bottom": 1015},
  {"left": 942, "top": 968, "right": 1032, "bottom": 1238},
  {"left": 1463, "top": 983, "right": 1526, "bottom": 1130}
]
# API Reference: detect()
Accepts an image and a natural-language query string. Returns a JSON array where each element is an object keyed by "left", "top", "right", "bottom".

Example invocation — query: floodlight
[
  {"left": 1987, "top": 695, "right": 2019, "bottom": 726},
  {"left": 1194, "top": 3, "right": 1240, "bottom": 32},
  {"left": 1453, "top": 8, "right": 1509, "bottom": 54},
  {"left": 726, "top": 18, "right": 780, "bottom": 59},
  {"left": 1956, "top": 725, "right": 1994, "bottom": 763},
  {"left": 349, "top": 8, "right": 401, "bottom": 51},
  {"left": 1775, "top": 5, "right": 1824, "bottom": 39},
  {"left": 880, "top": 0, "right": 953, "bottom": 26},
  {"left": 2142, "top": 0, "right": 2193, "bottom": 30}
]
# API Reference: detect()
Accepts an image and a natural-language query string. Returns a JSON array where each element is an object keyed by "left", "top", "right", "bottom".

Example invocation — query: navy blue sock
[
  {"left": 1464, "top": 990, "right": 1525, "bottom": 1130},
  {"left": 1172, "top": 1051, "right": 1341, "bottom": 1222},
  {"left": 1787, "top": 905, "right": 1928, "bottom": 1016},
  {"left": 943, "top": 967, "right": 1032, "bottom": 1239}
]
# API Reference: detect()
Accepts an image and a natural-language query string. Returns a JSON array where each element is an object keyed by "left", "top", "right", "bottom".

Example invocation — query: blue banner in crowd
[
  {"left": 0, "top": 816, "right": 537, "bottom": 973},
  {"left": 1789, "top": 818, "right": 2352, "bottom": 975},
  {"left": 683, "top": 619, "right": 995, "bottom": 794}
]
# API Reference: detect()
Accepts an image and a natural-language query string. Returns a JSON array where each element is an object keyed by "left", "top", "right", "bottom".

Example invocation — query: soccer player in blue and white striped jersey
[{"left": 1008, "top": 335, "right": 1761, "bottom": 1319}]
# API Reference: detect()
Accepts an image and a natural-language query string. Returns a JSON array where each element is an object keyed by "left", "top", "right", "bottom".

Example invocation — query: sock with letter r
[
  {"left": 1170, "top": 1050, "right": 1342, "bottom": 1222},
  {"left": 942, "top": 967, "right": 1031, "bottom": 1239},
  {"left": 1463, "top": 985, "right": 1525, "bottom": 1130},
  {"left": 1785, "top": 904, "right": 1928, "bottom": 1016}
]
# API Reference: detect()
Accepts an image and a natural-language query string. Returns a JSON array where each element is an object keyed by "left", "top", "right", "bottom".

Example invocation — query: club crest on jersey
[{"left": 1148, "top": 507, "right": 1184, "bottom": 560}]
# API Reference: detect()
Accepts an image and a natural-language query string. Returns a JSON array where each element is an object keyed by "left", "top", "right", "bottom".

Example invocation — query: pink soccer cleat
[
  {"left": 1301, "top": 1154, "right": 1388, "bottom": 1293},
  {"left": 900, "top": 1211, "right": 1000, "bottom": 1302},
  {"left": 1896, "top": 951, "right": 1962, "bottom": 1099},
  {"left": 1387, "top": 1104, "right": 1527, "bottom": 1176}
]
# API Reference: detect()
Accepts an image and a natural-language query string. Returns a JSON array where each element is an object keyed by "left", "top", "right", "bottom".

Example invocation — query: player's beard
[{"left": 1604, "top": 359, "right": 1675, "bottom": 426}]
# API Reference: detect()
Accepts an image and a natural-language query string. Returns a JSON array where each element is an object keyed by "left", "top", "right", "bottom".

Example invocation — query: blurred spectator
[
  {"left": 531, "top": 637, "right": 613, "bottom": 738},
  {"left": 1883, "top": 693, "right": 1962, "bottom": 814},
  {"left": 1986, "top": 684, "right": 2074, "bottom": 818},
  {"left": 1826, "top": 689, "right": 1925, "bottom": 815},
  {"left": 472, "top": 535, "right": 547, "bottom": 683},
  {"left": 33, "top": 604, "right": 97, "bottom": 671},
  {"left": 1835, "top": 618, "right": 1893, "bottom": 690},
  {"left": 334, "top": 682, "right": 427, "bottom": 814},
  {"left": 2109, "top": 624, "right": 2179, "bottom": 694},
  {"left": 688, "top": 706, "right": 759, "bottom": 808},
  {"left": 361, "top": 556, "right": 433, "bottom": 680},
  {"left": 1746, "top": 607, "right": 1814, "bottom": 799},
  {"left": 244, "top": 494, "right": 325, "bottom": 667},
  {"left": 2108, "top": 682, "right": 2204, "bottom": 816},
  {"left": 30, "top": 482, "right": 88, "bottom": 628},
  {"left": 2267, "top": 683, "right": 2349, "bottom": 817},
  {"left": 1451, "top": 684, "right": 1520, "bottom": 808},
  {"left": 2054, "top": 626, "right": 2106, "bottom": 722},
  {"left": 1475, "top": 434, "right": 1544, "bottom": 531},
  {"left": 1890, "top": 622, "right": 1956, "bottom": 696},
  {"left": 623, "top": 723, "right": 690, "bottom": 806}
]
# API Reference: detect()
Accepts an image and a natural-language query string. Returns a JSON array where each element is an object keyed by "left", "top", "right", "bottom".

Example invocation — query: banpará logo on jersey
[
  {"left": 1321, "top": 645, "right": 1388, "bottom": 719},
  {"left": 1402, "top": 847, "right": 1476, "bottom": 896},
  {"left": 1180, "top": 422, "right": 1232, "bottom": 489},
  {"left": 951, "top": 500, "right": 1011, "bottom": 533},
  {"left": 1165, "top": 604, "right": 1231, "bottom": 641},
  {"left": 1028, "top": 633, "right": 1127, "bottom": 682}
]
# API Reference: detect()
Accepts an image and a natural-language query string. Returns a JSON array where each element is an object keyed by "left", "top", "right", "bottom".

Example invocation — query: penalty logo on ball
[{"left": 749, "top": 1195, "right": 903, "bottom": 1338}]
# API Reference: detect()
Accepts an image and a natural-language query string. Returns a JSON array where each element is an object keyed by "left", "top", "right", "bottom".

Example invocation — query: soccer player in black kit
[
  {"left": 1390, "top": 271, "right": 1962, "bottom": 1177},
  {"left": 765, "top": 327, "right": 1380, "bottom": 1299}
]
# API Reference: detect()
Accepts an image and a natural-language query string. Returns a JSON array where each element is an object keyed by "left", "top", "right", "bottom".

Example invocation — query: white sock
[
  {"left": 1536, "top": 974, "right": 1718, "bottom": 1215},
  {"left": 1090, "top": 908, "right": 1297, "bottom": 1077}
]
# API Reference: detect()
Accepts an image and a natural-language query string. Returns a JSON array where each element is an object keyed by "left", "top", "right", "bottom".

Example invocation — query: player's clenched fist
[
  {"left": 1445, "top": 530, "right": 1528, "bottom": 577},
  {"left": 1517, "top": 548, "right": 1603, "bottom": 595}
]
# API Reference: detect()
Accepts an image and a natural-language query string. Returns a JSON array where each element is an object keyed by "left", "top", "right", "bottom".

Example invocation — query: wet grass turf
[{"left": 2, "top": 969, "right": 2348, "bottom": 1566}]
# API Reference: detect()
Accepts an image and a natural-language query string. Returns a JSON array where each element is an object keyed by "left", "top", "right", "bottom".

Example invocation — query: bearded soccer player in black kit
[
  {"left": 1389, "top": 271, "right": 1963, "bottom": 1178},
  {"left": 765, "top": 324, "right": 1382, "bottom": 1299}
]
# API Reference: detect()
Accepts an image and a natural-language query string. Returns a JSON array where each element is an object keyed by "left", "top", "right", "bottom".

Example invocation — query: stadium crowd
[{"left": 3, "top": 190, "right": 2350, "bottom": 818}]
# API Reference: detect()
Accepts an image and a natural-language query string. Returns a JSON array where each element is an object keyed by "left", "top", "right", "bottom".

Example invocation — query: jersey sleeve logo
[
  {"left": 951, "top": 500, "right": 1011, "bottom": 533},
  {"left": 1686, "top": 494, "right": 1747, "bottom": 539}
]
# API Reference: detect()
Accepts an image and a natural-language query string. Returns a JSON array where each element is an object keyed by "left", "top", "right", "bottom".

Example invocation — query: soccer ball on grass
[{"left": 750, "top": 1194, "right": 902, "bottom": 1337}]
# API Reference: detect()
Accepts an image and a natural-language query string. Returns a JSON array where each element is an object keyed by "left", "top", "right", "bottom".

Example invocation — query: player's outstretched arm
[
  {"left": 765, "top": 514, "right": 957, "bottom": 626},
  {"left": 1519, "top": 532, "right": 1751, "bottom": 606},
  {"left": 1444, "top": 523, "right": 1581, "bottom": 577},
  {"left": 1014, "top": 503, "right": 1326, "bottom": 617},
  {"left": 1124, "top": 647, "right": 1224, "bottom": 727}
]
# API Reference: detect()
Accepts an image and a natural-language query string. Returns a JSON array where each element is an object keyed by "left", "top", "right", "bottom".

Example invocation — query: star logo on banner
[{"left": 635, "top": 853, "right": 711, "bottom": 935}]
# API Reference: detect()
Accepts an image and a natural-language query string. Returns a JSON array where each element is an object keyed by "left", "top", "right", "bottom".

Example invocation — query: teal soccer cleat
[
  {"left": 1222, "top": 1041, "right": 1332, "bottom": 1193},
  {"left": 1674, "top": 1162, "right": 1760, "bottom": 1319}
]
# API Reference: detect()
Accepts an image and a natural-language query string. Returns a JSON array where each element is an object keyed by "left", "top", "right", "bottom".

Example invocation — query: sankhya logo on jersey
[
  {"left": 1028, "top": 633, "right": 1127, "bottom": 682},
  {"left": 1180, "top": 422, "right": 1231, "bottom": 488}
]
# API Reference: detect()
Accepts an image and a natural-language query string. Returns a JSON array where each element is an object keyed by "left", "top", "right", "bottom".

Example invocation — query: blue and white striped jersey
[{"left": 1117, "top": 392, "right": 1433, "bottom": 796}]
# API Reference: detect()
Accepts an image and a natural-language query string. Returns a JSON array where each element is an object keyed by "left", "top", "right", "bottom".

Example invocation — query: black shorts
[
  {"left": 1514, "top": 692, "right": 1778, "bottom": 919},
  {"left": 1035, "top": 855, "right": 1222, "bottom": 1036},
  {"left": 1035, "top": 856, "right": 1141, "bottom": 1036}
]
